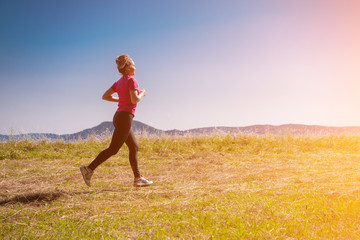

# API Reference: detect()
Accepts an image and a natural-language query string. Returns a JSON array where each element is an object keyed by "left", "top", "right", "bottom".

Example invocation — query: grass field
[{"left": 1, "top": 134, "right": 360, "bottom": 239}]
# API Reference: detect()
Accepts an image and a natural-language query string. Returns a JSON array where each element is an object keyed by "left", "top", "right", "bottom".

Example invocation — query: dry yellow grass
[{"left": 1, "top": 134, "right": 360, "bottom": 239}]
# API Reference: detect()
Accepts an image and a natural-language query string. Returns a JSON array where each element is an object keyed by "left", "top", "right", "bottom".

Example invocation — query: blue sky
[{"left": 1, "top": 0, "right": 360, "bottom": 134}]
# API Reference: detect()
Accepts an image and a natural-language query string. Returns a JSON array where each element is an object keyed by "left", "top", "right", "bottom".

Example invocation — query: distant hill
[
  {"left": 0, "top": 121, "right": 162, "bottom": 142},
  {"left": 2, "top": 121, "right": 360, "bottom": 142},
  {"left": 183, "top": 124, "right": 360, "bottom": 136},
  {"left": 61, "top": 121, "right": 163, "bottom": 141}
]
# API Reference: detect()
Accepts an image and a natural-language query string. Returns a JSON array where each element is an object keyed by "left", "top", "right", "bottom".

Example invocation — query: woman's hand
[{"left": 139, "top": 89, "right": 146, "bottom": 97}]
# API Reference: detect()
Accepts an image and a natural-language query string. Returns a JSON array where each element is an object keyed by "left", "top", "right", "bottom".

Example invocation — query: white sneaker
[
  {"left": 134, "top": 176, "right": 153, "bottom": 187},
  {"left": 80, "top": 166, "right": 93, "bottom": 187}
]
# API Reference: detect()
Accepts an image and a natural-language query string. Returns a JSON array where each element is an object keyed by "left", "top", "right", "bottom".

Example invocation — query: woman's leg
[
  {"left": 125, "top": 129, "right": 141, "bottom": 178},
  {"left": 125, "top": 130, "right": 153, "bottom": 186},
  {"left": 88, "top": 112, "right": 132, "bottom": 171}
]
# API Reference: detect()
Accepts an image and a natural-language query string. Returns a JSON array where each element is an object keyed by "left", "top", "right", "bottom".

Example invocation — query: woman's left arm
[{"left": 102, "top": 88, "right": 119, "bottom": 102}]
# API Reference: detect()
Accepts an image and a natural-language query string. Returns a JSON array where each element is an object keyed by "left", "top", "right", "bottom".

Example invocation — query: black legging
[{"left": 88, "top": 111, "right": 141, "bottom": 178}]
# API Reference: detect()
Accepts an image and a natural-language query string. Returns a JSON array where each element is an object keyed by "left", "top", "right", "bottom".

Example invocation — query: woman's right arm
[
  {"left": 130, "top": 89, "right": 146, "bottom": 104},
  {"left": 102, "top": 88, "right": 119, "bottom": 102}
]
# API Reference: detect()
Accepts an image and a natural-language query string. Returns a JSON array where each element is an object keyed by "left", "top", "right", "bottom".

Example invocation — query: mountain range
[{"left": 2, "top": 121, "right": 360, "bottom": 142}]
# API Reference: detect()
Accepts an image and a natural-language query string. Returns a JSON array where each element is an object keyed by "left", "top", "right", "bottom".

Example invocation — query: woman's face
[{"left": 125, "top": 63, "right": 136, "bottom": 76}]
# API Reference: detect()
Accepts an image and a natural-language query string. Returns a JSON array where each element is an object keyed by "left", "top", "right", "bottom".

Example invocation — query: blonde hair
[{"left": 116, "top": 54, "right": 134, "bottom": 76}]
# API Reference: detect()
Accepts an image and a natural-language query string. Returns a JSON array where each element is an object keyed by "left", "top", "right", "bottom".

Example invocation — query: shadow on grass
[
  {"left": 0, "top": 191, "right": 66, "bottom": 206},
  {"left": 0, "top": 189, "right": 124, "bottom": 206}
]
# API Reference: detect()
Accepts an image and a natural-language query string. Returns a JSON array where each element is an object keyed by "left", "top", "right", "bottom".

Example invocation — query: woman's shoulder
[
  {"left": 124, "top": 75, "right": 136, "bottom": 81},
  {"left": 124, "top": 76, "right": 137, "bottom": 85}
]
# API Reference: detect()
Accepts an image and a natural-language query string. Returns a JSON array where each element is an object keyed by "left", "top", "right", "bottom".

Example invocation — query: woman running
[{"left": 80, "top": 54, "right": 153, "bottom": 187}]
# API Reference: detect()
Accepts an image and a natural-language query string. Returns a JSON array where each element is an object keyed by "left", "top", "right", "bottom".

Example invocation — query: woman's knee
[
  {"left": 107, "top": 147, "right": 120, "bottom": 156},
  {"left": 129, "top": 143, "right": 139, "bottom": 153}
]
